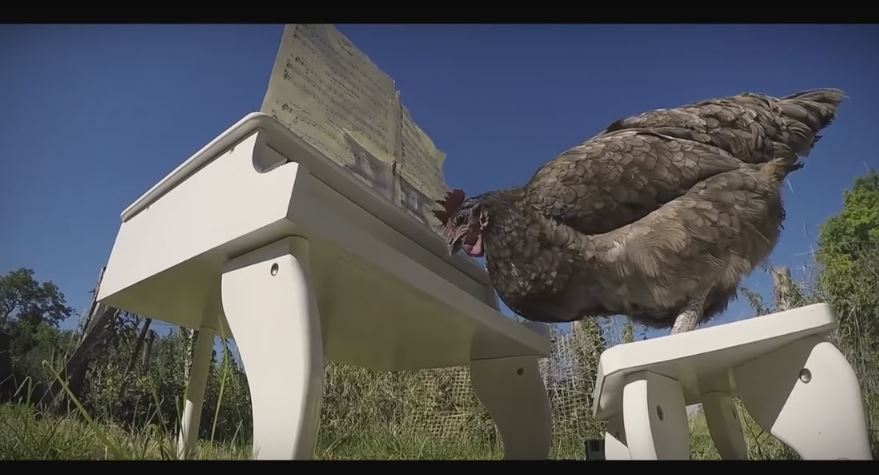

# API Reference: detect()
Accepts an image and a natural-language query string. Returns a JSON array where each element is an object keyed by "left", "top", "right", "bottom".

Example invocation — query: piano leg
[
  {"left": 221, "top": 236, "right": 325, "bottom": 460},
  {"left": 621, "top": 371, "right": 690, "bottom": 459},
  {"left": 603, "top": 414, "right": 631, "bottom": 459},
  {"left": 701, "top": 391, "right": 748, "bottom": 460},
  {"left": 734, "top": 336, "right": 872, "bottom": 460},
  {"left": 176, "top": 326, "right": 215, "bottom": 459},
  {"left": 470, "top": 355, "right": 552, "bottom": 459}
]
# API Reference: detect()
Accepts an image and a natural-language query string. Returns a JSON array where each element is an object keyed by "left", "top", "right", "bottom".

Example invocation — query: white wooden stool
[
  {"left": 96, "top": 113, "right": 553, "bottom": 460},
  {"left": 591, "top": 303, "right": 872, "bottom": 460}
]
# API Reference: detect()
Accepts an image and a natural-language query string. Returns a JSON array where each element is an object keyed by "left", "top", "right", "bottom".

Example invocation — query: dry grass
[
  {"left": 0, "top": 399, "right": 812, "bottom": 460},
  {"left": 687, "top": 402, "right": 799, "bottom": 460}
]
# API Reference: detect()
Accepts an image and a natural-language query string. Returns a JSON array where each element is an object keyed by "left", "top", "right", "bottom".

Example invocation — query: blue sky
[{"left": 1, "top": 24, "right": 878, "bottom": 342}]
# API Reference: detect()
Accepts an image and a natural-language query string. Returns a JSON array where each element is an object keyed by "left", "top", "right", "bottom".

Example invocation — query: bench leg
[
  {"left": 470, "top": 355, "right": 552, "bottom": 459},
  {"left": 176, "top": 327, "right": 215, "bottom": 459},
  {"left": 734, "top": 336, "right": 872, "bottom": 460},
  {"left": 221, "top": 236, "right": 325, "bottom": 460},
  {"left": 603, "top": 414, "right": 631, "bottom": 459},
  {"left": 701, "top": 391, "right": 748, "bottom": 460},
  {"left": 622, "top": 371, "right": 690, "bottom": 459}
]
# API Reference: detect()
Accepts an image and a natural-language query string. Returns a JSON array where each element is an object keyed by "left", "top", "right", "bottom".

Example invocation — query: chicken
[{"left": 433, "top": 88, "right": 846, "bottom": 334}]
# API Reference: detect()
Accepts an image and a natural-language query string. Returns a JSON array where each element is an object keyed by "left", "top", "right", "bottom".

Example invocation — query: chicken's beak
[
  {"left": 448, "top": 235, "right": 464, "bottom": 256},
  {"left": 442, "top": 225, "right": 463, "bottom": 256}
]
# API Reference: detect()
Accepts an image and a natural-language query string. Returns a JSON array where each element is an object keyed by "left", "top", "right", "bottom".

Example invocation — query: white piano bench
[{"left": 591, "top": 303, "right": 873, "bottom": 460}]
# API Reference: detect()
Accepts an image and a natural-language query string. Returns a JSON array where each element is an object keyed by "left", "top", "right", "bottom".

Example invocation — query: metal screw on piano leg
[{"left": 799, "top": 368, "right": 811, "bottom": 383}]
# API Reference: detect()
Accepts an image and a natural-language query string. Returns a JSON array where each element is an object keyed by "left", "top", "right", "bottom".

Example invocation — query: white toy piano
[
  {"left": 591, "top": 303, "right": 873, "bottom": 460},
  {"left": 96, "top": 113, "right": 553, "bottom": 460}
]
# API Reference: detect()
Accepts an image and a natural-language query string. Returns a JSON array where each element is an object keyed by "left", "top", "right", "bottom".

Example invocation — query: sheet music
[
  {"left": 261, "top": 24, "right": 449, "bottom": 232},
  {"left": 397, "top": 105, "right": 448, "bottom": 229},
  {"left": 261, "top": 24, "right": 399, "bottom": 170}
]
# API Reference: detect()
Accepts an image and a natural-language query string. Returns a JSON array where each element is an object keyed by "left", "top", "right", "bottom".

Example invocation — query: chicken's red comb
[{"left": 431, "top": 188, "right": 465, "bottom": 225}]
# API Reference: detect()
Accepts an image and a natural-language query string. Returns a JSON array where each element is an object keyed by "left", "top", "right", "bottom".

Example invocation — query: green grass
[
  {"left": 1, "top": 401, "right": 809, "bottom": 460},
  {"left": 687, "top": 404, "right": 798, "bottom": 460},
  {"left": 0, "top": 402, "right": 502, "bottom": 460},
  {"left": 318, "top": 429, "right": 502, "bottom": 460},
  {"left": 0, "top": 403, "right": 249, "bottom": 460}
]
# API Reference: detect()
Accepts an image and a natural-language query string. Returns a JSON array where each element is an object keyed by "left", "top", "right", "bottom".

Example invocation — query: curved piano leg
[
  {"left": 176, "top": 327, "right": 216, "bottom": 459},
  {"left": 701, "top": 391, "right": 748, "bottom": 460},
  {"left": 470, "top": 355, "right": 552, "bottom": 459},
  {"left": 621, "top": 371, "right": 690, "bottom": 459},
  {"left": 735, "top": 336, "right": 872, "bottom": 460},
  {"left": 603, "top": 414, "right": 631, "bottom": 459},
  {"left": 221, "top": 236, "right": 325, "bottom": 460}
]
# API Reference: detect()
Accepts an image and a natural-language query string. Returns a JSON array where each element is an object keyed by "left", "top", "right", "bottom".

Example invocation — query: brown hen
[{"left": 434, "top": 88, "right": 846, "bottom": 333}]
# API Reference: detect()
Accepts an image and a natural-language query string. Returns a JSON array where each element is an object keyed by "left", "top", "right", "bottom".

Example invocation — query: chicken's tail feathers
[
  {"left": 777, "top": 88, "right": 847, "bottom": 156},
  {"left": 781, "top": 87, "right": 847, "bottom": 110}
]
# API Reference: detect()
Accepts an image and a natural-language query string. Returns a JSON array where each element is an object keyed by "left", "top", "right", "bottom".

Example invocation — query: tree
[
  {"left": 815, "top": 169, "right": 879, "bottom": 345},
  {"left": 817, "top": 170, "right": 879, "bottom": 261},
  {"left": 0, "top": 268, "right": 75, "bottom": 404},
  {"left": 0, "top": 268, "right": 74, "bottom": 329},
  {"left": 814, "top": 169, "right": 879, "bottom": 457}
]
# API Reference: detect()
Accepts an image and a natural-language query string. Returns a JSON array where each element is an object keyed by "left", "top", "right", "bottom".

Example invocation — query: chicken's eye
[{"left": 455, "top": 213, "right": 467, "bottom": 225}]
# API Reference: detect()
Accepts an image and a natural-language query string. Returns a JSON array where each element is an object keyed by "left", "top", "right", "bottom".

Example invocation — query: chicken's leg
[{"left": 670, "top": 295, "right": 706, "bottom": 334}]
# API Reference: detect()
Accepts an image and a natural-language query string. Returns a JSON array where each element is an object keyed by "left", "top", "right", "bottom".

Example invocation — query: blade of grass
[{"left": 42, "top": 361, "right": 125, "bottom": 459}]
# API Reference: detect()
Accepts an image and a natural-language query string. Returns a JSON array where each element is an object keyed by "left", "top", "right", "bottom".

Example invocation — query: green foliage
[
  {"left": 0, "top": 402, "right": 250, "bottom": 460},
  {"left": 818, "top": 170, "right": 879, "bottom": 262},
  {"left": 0, "top": 268, "right": 77, "bottom": 403},
  {"left": 4, "top": 321, "right": 77, "bottom": 401},
  {"left": 79, "top": 324, "right": 252, "bottom": 445},
  {"left": 816, "top": 170, "right": 879, "bottom": 339},
  {"left": 0, "top": 268, "right": 74, "bottom": 330}
]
